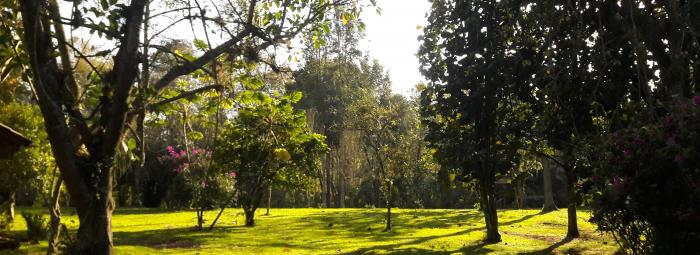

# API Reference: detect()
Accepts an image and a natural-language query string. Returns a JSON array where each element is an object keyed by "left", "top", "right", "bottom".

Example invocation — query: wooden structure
[{"left": 0, "top": 123, "right": 31, "bottom": 159}]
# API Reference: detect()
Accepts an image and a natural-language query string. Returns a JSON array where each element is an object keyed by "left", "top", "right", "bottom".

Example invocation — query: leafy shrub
[
  {"left": 159, "top": 146, "right": 234, "bottom": 209},
  {"left": 20, "top": 212, "right": 48, "bottom": 241},
  {"left": 0, "top": 213, "right": 12, "bottom": 230},
  {"left": 590, "top": 96, "right": 700, "bottom": 254}
]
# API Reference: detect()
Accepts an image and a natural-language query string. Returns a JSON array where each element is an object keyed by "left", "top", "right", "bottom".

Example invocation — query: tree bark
[
  {"left": 479, "top": 179, "right": 501, "bottom": 243},
  {"left": 438, "top": 166, "right": 452, "bottom": 208},
  {"left": 6, "top": 192, "right": 15, "bottom": 222},
  {"left": 541, "top": 157, "right": 558, "bottom": 212},
  {"left": 244, "top": 207, "right": 256, "bottom": 226},
  {"left": 265, "top": 186, "right": 271, "bottom": 215},
  {"left": 384, "top": 181, "right": 393, "bottom": 231},
  {"left": 47, "top": 178, "right": 63, "bottom": 255},
  {"left": 73, "top": 195, "right": 114, "bottom": 255},
  {"left": 565, "top": 167, "right": 579, "bottom": 238}
]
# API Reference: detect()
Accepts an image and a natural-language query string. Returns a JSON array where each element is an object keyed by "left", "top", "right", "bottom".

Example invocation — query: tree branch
[{"left": 148, "top": 85, "right": 223, "bottom": 111}]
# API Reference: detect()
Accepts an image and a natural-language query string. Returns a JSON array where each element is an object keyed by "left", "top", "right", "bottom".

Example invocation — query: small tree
[
  {"left": 158, "top": 146, "right": 234, "bottom": 229},
  {"left": 0, "top": 102, "right": 54, "bottom": 222},
  {"left": 215, "top": 91, "right": 327, "bottom": 226},
  {"left": 345, "top": 78, "right": 421, "bottom": 230}
]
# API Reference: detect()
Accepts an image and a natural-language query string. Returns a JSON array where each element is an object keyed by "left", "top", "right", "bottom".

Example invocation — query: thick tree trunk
[
  {"left": 565, "top": 168, "right": 579, "bottom": 238},
  {"left": 479, "top": 179, "right": 501, "bottom": 243},
  {"left": 244, "top": 207, "right": 256, "bottom": 226},
  {"left": 541, "top": 157, "right": 558, "bottom": 212},
  {"left": 73, "top": 196, "right": 114, "bottom": 255}
]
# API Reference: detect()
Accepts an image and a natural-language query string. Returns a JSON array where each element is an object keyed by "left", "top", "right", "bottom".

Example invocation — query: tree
[
  {"left": 14, "top": 0, "right": 362, "bottom": 252},
  {"left": 291, "top": 18, "right": 367, "bottom": 208},
  {"left": 214, "top": 91, "right": 327, "bottom": 226},
  {"left": 0, "top": 102, "right": 54, "bottom": 222},
  {"left": 540, "top": 157, "right": 558, "bottom": 212},
  {"left": 348, "top": 89, "right": 417, "bottom": 231},
  {"left": 419, "top": 0, "right": 538, "bottom": 243}
]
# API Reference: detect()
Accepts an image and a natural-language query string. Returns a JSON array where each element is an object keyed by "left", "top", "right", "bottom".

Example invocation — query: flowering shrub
[
  {"left": 158, "top": 146, "right": 235, "bottom": 214},
  {"left": 590, "top": 96, "right": 700, "bottom": 254}
]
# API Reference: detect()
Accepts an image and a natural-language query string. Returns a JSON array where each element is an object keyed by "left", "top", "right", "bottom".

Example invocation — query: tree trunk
[
  {"left": 384, "top": 182, "right": 393, "bottom": 231},
  {"left": 438, "top": 166, "right": 452, "bottom": 208},
  {"left": 6, "top": 192, "right": 14, "bottom": 222},
  {"left": 47, "top": 177, "right": 64, "bottom": 255},
  {"left": 338, "top": 168, "right": 345, "bottom": 208},
  {"left": 244, "top": 207, "right": 256, "bottom": 226},
  {"left": 196, "top": 209, "right": 204, "bottom": 229},
  {"left": 479, "top": 179, "right": 501, "bottom": 243},
  {"left": 265, "top": 186, "right": 272, "bottom": 215},
  {"left": 541, "top": 157, "right": 558, "bottom": 212},
  {"left": 565, "top": 167, "right": 579, "bottom": 238},
  {"left": 209, "top": 207, "right": 225, "bottom": 230},
  {"left": 73, "top": 196, "right": 114, "bottom": 255},
  {"left": 514, "top": 180, "right": 525, "bottom": 209}
]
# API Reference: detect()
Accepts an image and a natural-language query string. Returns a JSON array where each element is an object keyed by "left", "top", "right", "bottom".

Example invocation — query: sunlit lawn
[{"left": 2, "top": 208, "right": 619, "bottom": 254}]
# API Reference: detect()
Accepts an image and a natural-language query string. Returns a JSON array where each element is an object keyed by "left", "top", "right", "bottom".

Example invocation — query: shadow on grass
[
  {"left": 113, "top": 225, "right": 244, "bottom": 248},
  {"left": 517, "top": 236, "right": 574, "bottom": 255},
  {"left": 342, "top": 241, "right": 495, "bottom": 255},
  {"left": 340, "top": 211, "right": 544, "bottom": 255},
  {"left": 113, "top": 207, "right": 191, "bottom": 215}
]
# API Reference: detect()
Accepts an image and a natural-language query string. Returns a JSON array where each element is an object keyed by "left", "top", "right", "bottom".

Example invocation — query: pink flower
[
  {"left": 167, "top": 146, "right": 176, "bottom": 156},
  {"left": 693, "top": 95, "right": 700, "bottom": 105},
  {"left": 229, "top": 171, "right": 237, "bottom": 178}
]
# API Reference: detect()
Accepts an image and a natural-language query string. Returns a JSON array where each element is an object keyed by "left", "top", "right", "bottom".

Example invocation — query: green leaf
[
  {"left": 193, "top": 39, "right": 208, "bottom": 51},
  {"left": 127, "top": 138, "right": 137, "bottom": 151}
]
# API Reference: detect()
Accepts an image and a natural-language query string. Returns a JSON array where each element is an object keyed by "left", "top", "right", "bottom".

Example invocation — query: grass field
[{"left": 2, "top": 208, "right": 619, "bottom": 254}]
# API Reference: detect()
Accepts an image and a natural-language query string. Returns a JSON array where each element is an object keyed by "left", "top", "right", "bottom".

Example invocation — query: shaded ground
[{"left": 1, "top": 208, "right": 618, "bottom": 254}]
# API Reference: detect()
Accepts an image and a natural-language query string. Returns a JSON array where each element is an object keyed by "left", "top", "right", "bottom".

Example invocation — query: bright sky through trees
[{"left": 360, "top": 0, "right": 430, "bottom": 95}]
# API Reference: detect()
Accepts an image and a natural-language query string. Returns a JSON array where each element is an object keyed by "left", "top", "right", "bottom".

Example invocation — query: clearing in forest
[{"left": 4, "top": 208, "right": 618, "bottom": 255}]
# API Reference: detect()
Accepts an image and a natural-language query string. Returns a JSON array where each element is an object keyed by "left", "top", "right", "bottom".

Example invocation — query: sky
[
  {"left": 58, "top": 1, "right": 431, "bottom": 96},
  {"left": 359, "top": 0, "right": 431, "bottom": 96}
]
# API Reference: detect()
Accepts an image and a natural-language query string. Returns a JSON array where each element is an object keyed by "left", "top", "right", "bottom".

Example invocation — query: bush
[
  {"left": 20, "top": 212, "right": 47, "bottom": 241},
  {"left": 0, "top": 213, "right": 12, "bottom": 230},
  {"left": 590, "top": 96, "right": 700, "bottom": 254},
  {"left": 158, "top": 146, "right": 235, "bottom": 209}
]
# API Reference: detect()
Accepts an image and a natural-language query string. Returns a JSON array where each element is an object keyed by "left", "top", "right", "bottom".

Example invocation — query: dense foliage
[
  {"left": 590, "top": 96, "right": 700, "bottom": 254},
  {"left": 419, "top": 0, "right": 538, "bottom": 242},
  {"left": 215, "top": 91, "right": 328, "bottom": 226}
]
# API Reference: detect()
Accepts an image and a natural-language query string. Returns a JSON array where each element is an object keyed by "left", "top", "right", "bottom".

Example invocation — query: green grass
[{"left": 1, "top": 208, "right": 619, "bottom": 254}]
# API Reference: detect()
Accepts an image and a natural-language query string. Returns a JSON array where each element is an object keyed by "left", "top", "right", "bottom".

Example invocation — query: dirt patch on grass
[{"left": 150, "top": 240, "right": 200, "bottom": 249}]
